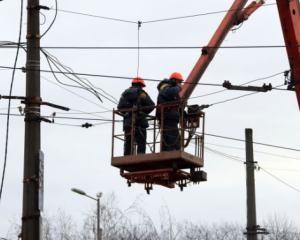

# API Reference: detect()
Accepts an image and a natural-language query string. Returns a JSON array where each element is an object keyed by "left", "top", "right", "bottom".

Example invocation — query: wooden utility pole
[
  {"left": 245, "top": 129, "right": 257, "bottom": 240},
  {"left": 22, "top": 0, "right": 42, "bottom": 239}
]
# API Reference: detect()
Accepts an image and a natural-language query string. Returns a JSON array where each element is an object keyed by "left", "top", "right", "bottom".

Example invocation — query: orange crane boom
[
  {"left": 276, "top": 0, "right": 300, "bottom": 110},
  {"left": 180, "top": 0, "right": 265, "bottom": 101}
]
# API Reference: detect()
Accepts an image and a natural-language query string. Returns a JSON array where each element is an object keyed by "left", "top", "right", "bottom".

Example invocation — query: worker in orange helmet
[
  {"left": 118, "top": 77, "right": 155, "bottom": 155},
  {"left": 157, "top": 72, "right": 184, "bottom": 151}
]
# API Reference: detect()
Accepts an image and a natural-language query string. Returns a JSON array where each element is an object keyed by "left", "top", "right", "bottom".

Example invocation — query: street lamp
[{"left": 71, "top": 188, "right": 103, "bottom": 240}]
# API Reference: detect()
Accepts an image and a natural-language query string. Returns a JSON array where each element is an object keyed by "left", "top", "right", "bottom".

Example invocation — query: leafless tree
[{"left": 4, "top": 195, "right": 300, "bottom": 240}]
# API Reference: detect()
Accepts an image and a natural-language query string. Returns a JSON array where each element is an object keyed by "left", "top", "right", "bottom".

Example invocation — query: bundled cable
[{"left": 41, "top": 48, "right": 118, "bottom": 104}]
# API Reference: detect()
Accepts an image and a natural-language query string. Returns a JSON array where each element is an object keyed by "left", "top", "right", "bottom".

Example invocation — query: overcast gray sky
[{"left": 1, "top": 0, "right": 300, "bottom": 236}]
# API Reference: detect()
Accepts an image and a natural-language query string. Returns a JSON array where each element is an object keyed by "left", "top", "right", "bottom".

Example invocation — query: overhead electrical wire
[
  {"left": 205, "top": 142, "right": 300, "bottom": 161},
  {"left": 41, "top": 76, "right": 111, "bottom": 111},
  {"left": 262, "top": 167, "right": 300, "bottom": 172},
  {"left": 259, "top": 166, "right": 300, "bottom": 194},
  {"left": 0, "top": 112, "right": 118, "bottom": 122},
  {"left": 204, "top": 146, "right": 300, "bottom": 195},
  {"left": 199, "top": 132, "right": 300, "bottom": 153},
  {"left": 209, "top": 84, "right": 285, "bottom": 106},
  {"left": 0, "top": 0, "right": 24, "bottom": 204},
  {"left": 49, "top": 3, "right": 276, "bottom": 25},
  {"left": 2, "top": 45, "right": 300, "bottom": 50},
  {"left": 142, "top": 3, "right": 276, "bottom": 24},
  {"left": 0, "top": 65, "right": 292, "bottom": 91},
  {"left": 52, "top": 8, "right": 137, "bottom": 24},
  {"left": 41, "top": 0, "right": 58, "bottom": 37},
  {"left": 41, "top": 49, "right": 118, "bottom": 104},
  {"left": 190, "top": 70, "right": 286, "bottom": 99}
]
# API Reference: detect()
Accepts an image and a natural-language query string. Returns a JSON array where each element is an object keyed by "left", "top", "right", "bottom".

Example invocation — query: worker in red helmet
[
  {"left": 157, "top": 72, "right": 184, "bottom": 151},
  {"left": 118, "top": 77, "right": 155, "bottom": 155}
]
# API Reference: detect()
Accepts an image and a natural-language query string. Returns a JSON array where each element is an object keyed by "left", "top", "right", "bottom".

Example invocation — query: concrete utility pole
[
  {"left": 22, "top": 0, "right": 42, "bottom": 239},
  {"left": 245, "top": 129, "right": 257, "bottom": 240}
]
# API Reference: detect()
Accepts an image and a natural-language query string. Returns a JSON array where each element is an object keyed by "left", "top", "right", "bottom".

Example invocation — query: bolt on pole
[
  {"left": 245, "top": 128, "right": 257, "bottom": 240},
  {"left": 22, "top": 0, "right": 42, "bottom": 239}
]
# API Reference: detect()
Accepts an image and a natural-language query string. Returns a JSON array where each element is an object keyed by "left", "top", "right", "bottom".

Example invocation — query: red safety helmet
[
  {"left": 169, "top": 72, "right": 184, "bottom": 81},
  {"left": 132, "top": 77, "right": 146, "bottom": 87}
]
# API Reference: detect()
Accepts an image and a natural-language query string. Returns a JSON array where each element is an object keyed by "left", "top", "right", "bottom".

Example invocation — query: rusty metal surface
[
  {"left": 276, "top": 0, "right": 300, "bottom": 110},
  {"left": 180, "top": 0, "right": 248, "bottom": 101},
  {"left": 112, "top": 103, "right": 206, "bottom": 191},
  {"left": 121, "top": 168, "right": 192, "bottom": 189},
  {"left": 111, "top": 150, "right": 204, "bottom": 172}
]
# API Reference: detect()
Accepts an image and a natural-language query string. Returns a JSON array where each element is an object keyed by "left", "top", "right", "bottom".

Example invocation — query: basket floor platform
[
  {"left": 111, "top": 150, "right": 204, "bottom": 172},
  {"left": 112, "top": 151, "right": 206, "bottom": 193}
]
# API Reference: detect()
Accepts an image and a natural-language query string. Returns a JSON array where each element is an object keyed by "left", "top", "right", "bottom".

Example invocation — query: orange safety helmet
[
  {"left": 132, "top": 77, "right": 146, "bottom": 87},
  {"left": 169, "top": 72, "right": 184, "bottom": 81}
]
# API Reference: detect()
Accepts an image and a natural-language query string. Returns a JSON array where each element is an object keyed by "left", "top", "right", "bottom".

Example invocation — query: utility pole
[
  {"left": 245, "top": 129, "right": 257, "bottom": 240},
  {"left": 22, "top": 0, "right": 42, "bottom": 239}
]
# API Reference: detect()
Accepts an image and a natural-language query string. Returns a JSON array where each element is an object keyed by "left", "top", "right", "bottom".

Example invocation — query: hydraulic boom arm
[
  {"left": 276, "top": 0, "right": 300, "bottom": 110},
  {"left": 180, "top": 0, "right": 265, "bottom": 101}
]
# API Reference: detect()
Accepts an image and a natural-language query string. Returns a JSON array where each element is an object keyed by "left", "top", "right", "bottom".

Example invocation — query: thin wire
[
  {"left": 0, "top": 0, "right": 23, "bottom": 204},
  {"left": 53, "top": 8, "right": 137, "bottom": 24},
  {"left": 199, "top": 132, "right": 300, "bottom": 153},
  {"left": 0, "top": 66, "right": 293, "bottom": 90},
  {"left": 210, "top": 84, "right": 285, "bottom": 106},
  {"left": 41, "top": 0, "right": 58, "bottom": 37},
  {"left": 0, "top": 112, "right": 120, "bottom": 122},
  {"left": 143, "top": 3, "right": 276, "bottom": 24},
  {"left": 137, "top": 22, "right": 141, "bottom": 77},
  {"left": 205, "top": 142, "right": 300, "bottom": 161},
  {"left": 68, "top": 108, "right": 111, "bottom": 120},
  {"left": 259, "top": 166, "right": 300, "bottom": 194},
  {"left": 190, "top": 71, "right": 285, "bottom": 99},
  {"left": 263, "top": 167, "right": 300, "bottom": 172},
  {"left": 205, "top": 145, "right": 300, "bottom": 195},
  {"left": 41, "top": 49, "right": 118, "bottom": 104},
  {"left": 41, "top": 76, "right": 110, "bottom": 111},
  {"left": 205, "top": 146, "right": 244, "bottom": 163},
  {"left": 56, "top": 110, "right": 111, "bottom": 115},
  {"left": 3, "top": 45, "right": 300, "bottom": 50}
]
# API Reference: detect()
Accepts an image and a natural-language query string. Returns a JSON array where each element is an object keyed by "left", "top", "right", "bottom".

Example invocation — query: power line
[
  {"left": 49, "top": 3, "right": 276, "bottom": 25},
  {"left": 2, "top": 45, "right": 300, "bottom": 50},
  {"left": 205, "top": 146, "right": 244, "bottom": 163},
  {"left": 0, "top": 66, "right": 291, "bottom": 90},
  {"left": 209, "top": 84, "right": 285, "bottom": 106},
  {"left": 143, "top": 3, "right": 276, "bottom": 24},
  {"left": 199, "top": 132, "right": 300, "bottom": 153},
  {"left": 205, "top": 142, "right": 300, "bottom": 161},
  {"left": 259, "top": 166, "right": 300, "bottom": 194},
  {"left": 262, "top": 167, "right": 300, "bottom": 172},
  {"left": 205, "top": 146, "right": 300, "bottom": 195},
  {"left": 0, "top": 112, "right": 118, "bottom": 122},
  {"left": 41, "top": 0, "right": 57, "bottom": 37},
  {"left": 52, "top": 8, "right": 137, "bottom": 24},
  {"left": 190, "top": 71, "right": 286, "bottom": 99},
  {"left": 41, "top": 76, "right": 111, "bottom": 111},
  {"left": 0, "top": 0, "right": 24, "bottom": 204}
]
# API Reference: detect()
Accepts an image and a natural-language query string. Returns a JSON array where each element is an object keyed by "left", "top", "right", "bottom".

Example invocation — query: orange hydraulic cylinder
[
  {"left": 236, "top": 0, "right": 265, "bottom": 24},
  {"left": 276, "top": 0, "right": 300, "bottom": 111},
  {"left": 180, "top": 0, "right": 249, "bottom": 101}
]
